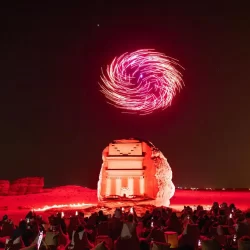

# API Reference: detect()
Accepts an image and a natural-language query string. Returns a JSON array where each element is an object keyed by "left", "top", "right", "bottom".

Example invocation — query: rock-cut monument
[{"left": 97, "top": 138, "right": 175, "bottom": 206}]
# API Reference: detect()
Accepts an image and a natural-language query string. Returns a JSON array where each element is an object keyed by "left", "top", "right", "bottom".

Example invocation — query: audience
[{"left": 0, "top": 202, "right": 250, "bottom": 249}]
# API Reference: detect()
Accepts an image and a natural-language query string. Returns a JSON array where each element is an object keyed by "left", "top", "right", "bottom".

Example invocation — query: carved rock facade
[{"left": 98, "top": 138, "right": 175, "bottom": 206}]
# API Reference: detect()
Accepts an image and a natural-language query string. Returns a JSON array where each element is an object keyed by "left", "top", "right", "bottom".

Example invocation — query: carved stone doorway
[{"left": 120, "top": 187, "right": 130, "bottom": 197}]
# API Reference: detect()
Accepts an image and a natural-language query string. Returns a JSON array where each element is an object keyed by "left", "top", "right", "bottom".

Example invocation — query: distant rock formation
[
  {"left": 0, "top": 177, "right": 44, "bottom": 196},
  {"left": 0, "top": 180, "right": 10, "bottom": 195}
]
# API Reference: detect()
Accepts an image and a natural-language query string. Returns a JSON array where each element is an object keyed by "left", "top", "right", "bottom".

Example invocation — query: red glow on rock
[{"left": 97, "top": 139, "right": 175, "bottom": 207}]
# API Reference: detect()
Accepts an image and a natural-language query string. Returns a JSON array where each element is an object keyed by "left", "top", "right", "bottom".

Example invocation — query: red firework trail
[{"left": 99, "top": 49, "right": 184, "bottom": 115}]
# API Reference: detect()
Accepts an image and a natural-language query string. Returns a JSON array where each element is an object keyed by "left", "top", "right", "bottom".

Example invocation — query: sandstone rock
[
  {"left": 0, "top": 180, "right": 10, "bottom": 195},
  {"left": 97, "top": 138, "right": 175, "bottom": 206},
  {"left": 9, "top": 177, "right": 44, "bottom": 195}
]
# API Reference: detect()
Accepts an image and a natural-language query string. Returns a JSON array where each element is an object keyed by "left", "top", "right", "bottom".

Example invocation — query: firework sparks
[{"left": 99, "top": 49, "right": 184, "bottom": 115}]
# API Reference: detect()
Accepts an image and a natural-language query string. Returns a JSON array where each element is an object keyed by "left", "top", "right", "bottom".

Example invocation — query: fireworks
[{"left": 99, "top": 49, "right": 184, "bottom": 115}]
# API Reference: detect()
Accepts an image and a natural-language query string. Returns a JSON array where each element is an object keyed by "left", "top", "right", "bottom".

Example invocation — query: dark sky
[{"left": 1, "top": 2, "right": 250, "bottom": 189}]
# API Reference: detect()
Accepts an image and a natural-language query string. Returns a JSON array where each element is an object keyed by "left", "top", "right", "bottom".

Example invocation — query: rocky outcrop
[
  {"left": 152, "top": 149, "right": 175, "bottom": 207},
  {"left": 8, "top": 177, "right": 44, "bottom": 195},
  {"left": 98, "top": 138, "right": 175, "bottom": 207},
  {"left": 0, "top": 180, "right": 10, "bottom": 195}
]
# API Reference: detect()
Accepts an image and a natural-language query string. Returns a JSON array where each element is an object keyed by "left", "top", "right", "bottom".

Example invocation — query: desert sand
[{"left": 0, "top": 186, "right": 249, "bottom": 224}]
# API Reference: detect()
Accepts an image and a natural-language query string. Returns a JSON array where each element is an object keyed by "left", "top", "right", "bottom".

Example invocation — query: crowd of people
[{"left": 0, "top": 202, "right": 250, "bottom": 250}]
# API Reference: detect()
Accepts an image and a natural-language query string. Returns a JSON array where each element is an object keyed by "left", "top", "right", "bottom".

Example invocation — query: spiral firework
[{"left": 99, "top": 49, "right": 184, "bottom": 115}]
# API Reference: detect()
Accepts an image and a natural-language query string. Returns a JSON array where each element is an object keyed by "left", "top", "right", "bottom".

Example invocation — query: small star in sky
[{"left": 97, "top": 24, "right": 100, "bottom": 27}]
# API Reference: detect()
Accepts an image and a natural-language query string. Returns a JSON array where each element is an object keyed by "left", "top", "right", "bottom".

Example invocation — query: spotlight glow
[{"left": 34, "top": 202, "right": 95, "bottom": 211}]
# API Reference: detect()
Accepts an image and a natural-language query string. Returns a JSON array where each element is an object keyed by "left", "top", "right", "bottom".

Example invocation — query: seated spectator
[
  {"left": 114, "top": 213, "right": 140, "bottom": 250},
  {"left": 108, "top": 209, "right": 123, "bottom": 241},
  {"left": 165, "top": 212, "right": 182, "bottom": 235},
  {"left": 97, "top": 210, "right": 107, "bottom": 225},
  {"left": 0, "top": 215, "right": 14, "bottom": 238},
  {"left": 178, "top": 223, "right": 200, "bottom": 249},
  {"left": 68, "top": 225, "right": 94, "bottom": 250}
]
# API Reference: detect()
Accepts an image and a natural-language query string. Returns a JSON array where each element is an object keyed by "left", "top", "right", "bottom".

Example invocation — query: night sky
[{"left": 1, "top": 2, "right": 250, "bottom": 189}]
